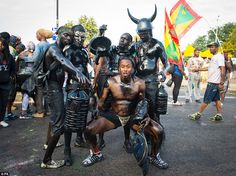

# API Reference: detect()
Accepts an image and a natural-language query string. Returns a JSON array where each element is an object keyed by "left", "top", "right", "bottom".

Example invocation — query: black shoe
[
  {"left": 123, "top": 141, "right": 133, "bottom": 154},
  {"left": 98, "top": 139, "right": 105, "bottom": 150},
  {"left": 82, "top": 153, "right": 104, "bottom": 167},
  {"left": 64, "top": 158, "right": 72, "bottom": 166},
  {"left": 64, "top": 148, "right": 72, "bottom": 166},
  {"left": 185, "top": 99, "right": 190, "bottom": 103},
  {"left": 149, "top": 153, "right": 168, "bottom": 169},
  {"left": 195, "top": 100, "right": 201, "bottom": 103}
]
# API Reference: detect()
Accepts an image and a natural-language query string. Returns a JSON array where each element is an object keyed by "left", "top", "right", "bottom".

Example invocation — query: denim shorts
[{"left": 203, "top": 82, "right": 220, "bottom": 104}]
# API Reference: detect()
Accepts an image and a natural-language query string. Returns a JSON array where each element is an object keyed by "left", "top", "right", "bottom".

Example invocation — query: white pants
[
  {"left": 22, "top": 93, "right": 29, "bottom": 111},
  {"left": 185, "top": 73, "right": 201, "bottom": 101}
]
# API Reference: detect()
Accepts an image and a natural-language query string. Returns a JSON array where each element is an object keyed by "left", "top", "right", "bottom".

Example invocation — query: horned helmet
[{"left": 127, "top": 4, "right": 157, "bottom": 40}]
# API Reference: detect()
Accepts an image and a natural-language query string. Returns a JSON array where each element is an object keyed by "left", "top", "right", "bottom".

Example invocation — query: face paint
[{"left": 74, "top": 31, "right": 86, "bottom": 46}]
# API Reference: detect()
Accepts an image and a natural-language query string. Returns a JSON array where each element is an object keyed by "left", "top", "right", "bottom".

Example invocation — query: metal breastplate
[
  {"left": 137, "top": 56, "right": 157, "bottom": 76},
  {"left": 136, "top": 43, "right": 157, "bottom": 76}
]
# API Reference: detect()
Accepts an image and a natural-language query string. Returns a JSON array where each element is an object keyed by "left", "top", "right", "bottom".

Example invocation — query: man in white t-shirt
[
  {"left": 185, "top": 48, "right": 204, "bottom": 103},
  {"left": 188, "top": 42, "right": 225, "bottom": 121}
]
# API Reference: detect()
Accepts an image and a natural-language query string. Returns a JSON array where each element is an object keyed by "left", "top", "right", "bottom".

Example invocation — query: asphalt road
[{"left": 0, "top": 88, "right": 236, "bottom": 176}]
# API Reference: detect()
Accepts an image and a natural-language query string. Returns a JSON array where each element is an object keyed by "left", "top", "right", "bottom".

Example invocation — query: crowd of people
[{"left": 0, "top": 6, "right": 235, "bottom": 176}]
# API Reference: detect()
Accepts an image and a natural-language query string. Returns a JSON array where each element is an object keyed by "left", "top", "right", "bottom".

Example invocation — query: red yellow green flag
[
  {"left": 164, "top": 9, "right": 182, "bottom": 66},
  {"left": 170, "top": 0, "right": 201, "bottom": 40}
]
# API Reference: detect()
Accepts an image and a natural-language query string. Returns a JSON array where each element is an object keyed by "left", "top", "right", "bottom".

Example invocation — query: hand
[
  {"left": 184, "top": 75, "right": 188, "bottom": 80},
  {"left": 75, "top": 71, "right": 88, "bottom": 84},
  {"left": 141, "top": 116, "right": 151, "bottom": 128},
  {"left": 219, "top": 84, "right": 224, "bottom": 92}
]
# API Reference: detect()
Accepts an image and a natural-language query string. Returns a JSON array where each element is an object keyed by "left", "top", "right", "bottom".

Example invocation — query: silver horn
[
  {"left": 127, "top": 8, "right": 139, "bottom": 24},
  {"left": 149, "top": 4, "right": 157, "bottom": 22}
]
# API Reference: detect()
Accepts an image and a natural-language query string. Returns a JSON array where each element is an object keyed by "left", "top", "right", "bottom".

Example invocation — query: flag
[
  {"left": 164, "top": 9, "right": 182, "bottom": 66},
  {"left": 170, "top": 0, "right": 201, "bottom": 40}
]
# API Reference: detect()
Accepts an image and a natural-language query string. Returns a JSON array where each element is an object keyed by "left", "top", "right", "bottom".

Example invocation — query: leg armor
[{"left": 133, "top": 99, "right": 149, "bottom": 124}]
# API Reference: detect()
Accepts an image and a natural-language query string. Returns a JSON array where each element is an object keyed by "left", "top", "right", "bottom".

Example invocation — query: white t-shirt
[{"left": 208, "top": 53, "right": 225, "bottom": 84}]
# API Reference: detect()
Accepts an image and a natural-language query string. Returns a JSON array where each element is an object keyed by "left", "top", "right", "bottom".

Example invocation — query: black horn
[
  {"left": 149, "top": 4, "right": 157, "bottom": 22},
  {"left": 127, "top": 8, "right": 139, "bottom": 24}
]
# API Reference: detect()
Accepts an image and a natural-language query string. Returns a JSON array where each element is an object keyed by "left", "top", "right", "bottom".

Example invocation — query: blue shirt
[
  {"left": 23, "top": 41, "right": 50, "bottom": 69},
  {"left": 173, "top": 64, "right": 183, "bottom": 76}
]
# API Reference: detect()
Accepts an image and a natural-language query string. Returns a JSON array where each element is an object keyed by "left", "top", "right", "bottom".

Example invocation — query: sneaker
[
  {"left": 19, "top": 113, "right": 32, "bottom": 119},
  {"left": 32, "top": 112, "right": 44, "bottom": 118},
  {"left": 40, "top": 160, "right": 65, "bottom": 169},
  {"left": 82, "top": 153, "right": 104, "bottom": 167},
  {"left": 209, "top": 114, "right": 223, "bottom": 122},
  {"left": 43, "top": 141, "right": 63, "bottom": 150},
  {"left": 0, "top": 121, "right": 9, "bottom": 127},
  {"left": 149, "top": 153, "right": 168, "bottom": 169},
  {"left": 172, "top": 101, "right": 182, "bottom": 106},
  {"left": 188, "top": 112, "right": 201, "bottom": 120},
  {"left": 195, "top": 100, "right": 201, "bottom": 103}
]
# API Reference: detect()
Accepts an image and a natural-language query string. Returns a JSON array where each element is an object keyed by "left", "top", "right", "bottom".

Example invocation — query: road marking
[
  {"left": 169, "top": 95, "right": 236, "bottom": 99},
  {"left": 4, "top": 159, "right": 35, "bottom": 170}
]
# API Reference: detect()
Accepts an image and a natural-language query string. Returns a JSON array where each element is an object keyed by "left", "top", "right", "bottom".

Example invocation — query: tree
[
  {"left": 192, "top": 22, "right": 236, "bottom": 53},
  {"left": 208, "top": 22, "right": 236, "bottom": 43},
  {"left": 192, "top": 35, "right": 207, "bottom": 51},
  {"left": 64, "top": 15, "right": 98, "bottom": 45},
  {"left": 222, "top": 27, "right": 236, "bottom": 57}
]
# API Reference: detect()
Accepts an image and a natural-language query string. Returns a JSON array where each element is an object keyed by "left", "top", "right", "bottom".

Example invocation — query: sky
[{"left": 1, "top": 0, "right": 236, "bottom": 50}]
